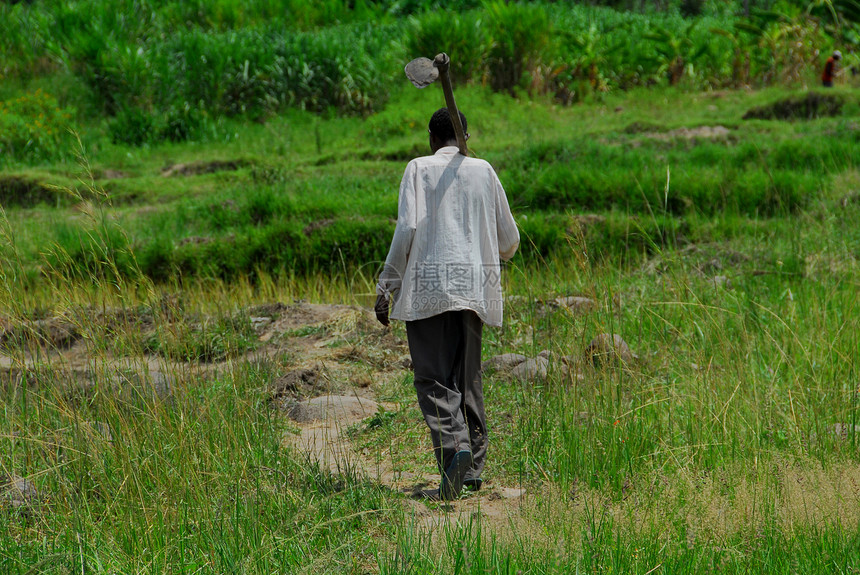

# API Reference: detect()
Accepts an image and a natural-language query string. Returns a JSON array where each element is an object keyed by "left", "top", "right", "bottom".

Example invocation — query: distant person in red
[{"left": 822, "top": 50, "right": 841, "bottom": 87}]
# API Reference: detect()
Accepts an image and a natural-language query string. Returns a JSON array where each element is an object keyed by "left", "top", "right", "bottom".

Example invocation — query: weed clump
[
  {"left": 0, "top": 90, "right": 75, "bottom": 164},
  {"left": 144, "top": 313, "right": 258, "bottom": 362}
]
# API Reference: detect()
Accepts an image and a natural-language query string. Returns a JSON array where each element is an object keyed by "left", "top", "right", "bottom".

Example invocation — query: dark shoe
[
  {"left": 440, "top": 450, "right": 472, "bottom": 500},
  {"left": 463, "top": 478, "right": 483, "bottom": 492}
]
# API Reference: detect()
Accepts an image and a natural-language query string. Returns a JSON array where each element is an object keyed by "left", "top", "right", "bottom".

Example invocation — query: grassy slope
[{"left": 2, "top": 80, "right": 860, "bottom": 572}]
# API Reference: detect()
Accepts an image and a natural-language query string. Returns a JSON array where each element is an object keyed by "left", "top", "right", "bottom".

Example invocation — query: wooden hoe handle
[{"left": 433, "top": 53, "right": 469, "bottom": 157}]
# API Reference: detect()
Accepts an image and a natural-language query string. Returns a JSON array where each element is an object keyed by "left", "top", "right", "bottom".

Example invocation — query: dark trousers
[{"left": 406, "top": 310, "right": 486, "bottom": 482}]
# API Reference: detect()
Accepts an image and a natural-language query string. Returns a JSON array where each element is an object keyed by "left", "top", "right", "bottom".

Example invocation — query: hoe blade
[{"left": 405, "top": 57, "right": 439, "bottom": 88}]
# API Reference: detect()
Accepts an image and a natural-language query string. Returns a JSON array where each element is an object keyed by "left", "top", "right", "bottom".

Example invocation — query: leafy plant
[
  {"left": 0, "top": 90, "right": 75, "bottom": 164},
  {"left": 643, "top": 21, "right": 709, "bottom": 85},
  {"left": 108, "top": 106, "right": 156, "bottom": 146},
  {"left": 483, "top": 0, "right": 552, "bottom": 93},
  {"left": 144, "top": 313, "right": 258, "bottom": 362},
  {"left": 404, "top": 9, "right": 488, "bottom": 85}
]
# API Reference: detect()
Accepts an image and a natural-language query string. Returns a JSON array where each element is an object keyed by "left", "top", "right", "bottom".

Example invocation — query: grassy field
[{"left": 3, "top": 2, "right": 860, "bottom": 573}]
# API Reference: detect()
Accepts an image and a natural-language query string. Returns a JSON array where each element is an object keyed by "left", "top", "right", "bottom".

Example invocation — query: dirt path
[
  {"left": 1, "top": 302, "right": 529, "bottom": 532},
  {"left": 284, "top": 391, "right": 527, "bottom": 532},
  {"left": 266, "top": 304, "right": 528, "bottom": 531}
]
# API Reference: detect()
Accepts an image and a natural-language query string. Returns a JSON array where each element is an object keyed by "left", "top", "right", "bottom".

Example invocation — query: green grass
[
  {"left": 4, "top": 84, "right": 859, "bottom": 284},
  {"left": 2, "top": 11, "right": 860, "bottom": 572},
  {"left": 1, "top": 0, "right": 848, "bottom": 144}
]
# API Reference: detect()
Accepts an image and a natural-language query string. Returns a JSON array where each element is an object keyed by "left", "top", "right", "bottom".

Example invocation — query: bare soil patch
[
  {"left": 0, "top": 174, "right": 58, "bottom": 208},
  {"left": 160, "top": 159, "right": 250, "bottom": 177},
  {"left": 648, "top": 125, "right": 732, "bottom": 140},
  {"left": 743, "top": 92, "right": 845, "bottom": 121}
]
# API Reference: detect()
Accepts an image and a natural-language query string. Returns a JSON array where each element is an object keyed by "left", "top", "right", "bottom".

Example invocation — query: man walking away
[
  {"left": 375, "top": 108, "right": 519, "bottom": 500},
  {"left": 823, "top": 50, "right": 841, "bottom": 87}
]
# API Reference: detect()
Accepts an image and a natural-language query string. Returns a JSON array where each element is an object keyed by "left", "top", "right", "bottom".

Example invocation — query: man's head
[
  {"left": 428, "top": 107, "right": 468, "bottom": 151},
  {"left": 834, "top": 50, "right": 842, "bottom": 60}
]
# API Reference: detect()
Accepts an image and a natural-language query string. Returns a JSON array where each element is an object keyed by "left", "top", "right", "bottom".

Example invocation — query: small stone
[
  {"left": 711, "top": 275, "right": 732, "bottom": 289},
  {"left": 86, "top": 421, "right": 113, "bottom": 442},
  {"left": 841, "top": 192, "right": 859, "bottom": 208},
  {"left": 33, "top": 318, "right": 80, "bottom": 349},
  {"left": 250, "top": 316, "right": 272, "bottom": 332},
  {"left": 481, "top": 353, "right": 528, "bottom": 373},
  {"left": 111, "top": 370, "right": 174, "bottom": 400},
  {"left": 831, "top": 423, "right": 860, "bottom": 439},
  {"left": 505, "top": 295, "right": 529, "bottom": 306},
  {"left": 397, "top": 355, "right": 413, "bottom": 370},
  {"left": 510, "top": 357, "right": 549, "bottom": 381},
  {"left": 553, "top": 296, "right": 597, "bottom": 315},
  {"left": 1, "top": 474, "right": 38, "bottom": 513},
  {"left": 288, "top": 395, "right": 380, "bottom": 425},
  {"left": 584, "top": 333, "right": 636, "bottom": 367},
  {"left": 560, "top": 359, "right": 587, "bottom": 383},
  {"left": 497, "top": 486, "right": 526, "bottom": 499}
]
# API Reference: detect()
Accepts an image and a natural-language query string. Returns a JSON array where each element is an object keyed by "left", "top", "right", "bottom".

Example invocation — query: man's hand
[{"left": 375, "top": 294, "right": 390, "bottom": 327}]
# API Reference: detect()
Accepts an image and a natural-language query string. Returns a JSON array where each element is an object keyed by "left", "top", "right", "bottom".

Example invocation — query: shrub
[
  {"left": 0, "top": 90, "right": 75, "bottom": 163},
  {"left": 404, "top": 10, "right": 488, "bottom": 85},
  {"left": 162, "top": 105, "right": 205, "bottom": 142},
  {"left": 483, "top": 1, "right": 552, "bottom": 93},
  {"left": 108, "top": 106, "right": 156, "bottom": 146},
  {"left": 144, "top": 313, "right": 258, "bottom": 362},
  {"left": 89, "top": 23, "right": 397, "bottom": 145}
]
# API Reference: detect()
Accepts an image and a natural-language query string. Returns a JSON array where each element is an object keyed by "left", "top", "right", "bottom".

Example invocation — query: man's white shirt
[{"left": 377, "top": 146, "right": 519, "bottom": 327}]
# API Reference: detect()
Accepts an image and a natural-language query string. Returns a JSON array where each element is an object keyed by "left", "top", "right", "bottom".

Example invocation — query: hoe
[{"left": 404, "top": 53, "right": 469, "bottom": 156}]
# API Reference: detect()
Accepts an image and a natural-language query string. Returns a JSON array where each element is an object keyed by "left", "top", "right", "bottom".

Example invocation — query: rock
[
  {"left": 111, "top": 369, "right": 174, "bottom": 400},
  {"left": 553, "top": 296, "right": 597, "bottom": 315},
  {"left": 481, "top": 353, "right": 528, "bottom": 373},
  {"left": 496, "top": 486, "right": 526, "bottom": 499},
  {"left": 288, "top": 395, "right": 380, "bottom": 425},
  {"left": 250, "top": 316, "right": 272, "bottom": 333},
  {"left": 710, "top": 275, "right": 732, "bottom": 289},
  {"left": 698, "top": 258, "right": 723, "bottom": 274},
  {"left": 560, "top": 355, "right": 588, "bottom": 382},
  {"left": 503, "top": 295, "right": 530, "bottom": 311},
  {"left": 831, "top": 423, "right": 860, "bottom": 439},
  {"left": 840, "top": 192, "right": 859, "bottom": 208},
  {"left": 34, "top": 318, "right": 80, "bottom": 349},
  {"left": 85, "top": 421, "right": 113, "bottom": 442},
  {"left": 585, "top": 334, "right": 636, "bottom": 367},
  {"left": 397, "top": 355, "right": 413, "bottom": 370},
  {"left": 510, "top": 357, "right": 549, "bottom": 381},
  {"left": 1, "top": 474, "right": 38, "bottom": 513}
]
